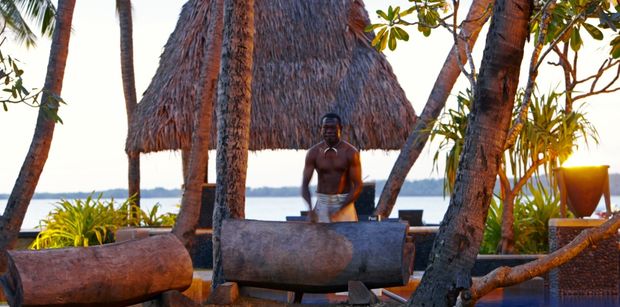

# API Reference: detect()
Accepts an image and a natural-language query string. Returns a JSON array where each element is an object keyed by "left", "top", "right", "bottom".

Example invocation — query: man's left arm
[{"left": 341, "top": 149, "right": 363, "bottom": 207}]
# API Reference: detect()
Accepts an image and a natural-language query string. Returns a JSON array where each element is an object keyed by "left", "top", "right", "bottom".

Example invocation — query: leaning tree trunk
[
  {"left": 0, "top": 0, "right": 76, "bottom": 273},
  {"left": 374, "top": 0, "right": 493, "bottom": 219},
  {"left": 211, "top": 0, "right": 255, "bottom": 289},
  {"left": 181, "top": 148, "right": 210, "bottom": 187},
  {"left": 172, "top": 0, "right": 224, "bottom": 246},
  {"left": 409, "top": 0, "right": 532, "bottom": 305},
  {"left": 117, "top": 0, "right": 141, "bottom": 210}
]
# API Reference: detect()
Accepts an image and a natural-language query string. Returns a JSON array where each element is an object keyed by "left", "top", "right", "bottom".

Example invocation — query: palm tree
[
  {"left": 409, "top": 0, "right": 533, "bottom": 304},
  {"left": 211, "top": 0, "right": 255, "bottom": 289},
  {"left": 1, "top": 0, "right": 56, "bottom": 110},
  {"left": 0, "top": 0, "right": 56, "bottom": 47},
  {"left": 115, "top": 0, "right": 140, "bottom": 210},
  {"left": 0, "top": 0, "right": 76, "bottom": 272}
]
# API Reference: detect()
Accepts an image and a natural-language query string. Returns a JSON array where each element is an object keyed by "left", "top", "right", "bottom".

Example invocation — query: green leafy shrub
[
  {"left": 513, "top": 182, "right": 568, "bottom": 253},
  {"left": 138, "top": 203, "right": 178, "bottom": 227},
  {"left": 30, "top": 194, "right": 134, "bottom": 249},
  {"left": 480, "top": 197, "right": 503, "bottom": 254},
  {"left": 29, "top": 195, "right": 178, "bottom": 249},
  {"left": 480, "top": 181, "right": 568, "bottom": 254}
]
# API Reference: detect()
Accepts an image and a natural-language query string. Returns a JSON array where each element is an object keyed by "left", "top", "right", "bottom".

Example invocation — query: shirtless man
[{"left": 301, "top": 113, "right": 363, "bottom": 223}]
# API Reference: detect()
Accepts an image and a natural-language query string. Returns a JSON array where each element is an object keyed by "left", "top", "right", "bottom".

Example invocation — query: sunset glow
[{"left": 561, "top": 150, "right": 605, "bottom": 168}]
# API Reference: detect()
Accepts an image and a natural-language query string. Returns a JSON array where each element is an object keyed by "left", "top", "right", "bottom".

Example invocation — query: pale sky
[{"left": 1, "top": 0, "right": 617, "bottom": 194}]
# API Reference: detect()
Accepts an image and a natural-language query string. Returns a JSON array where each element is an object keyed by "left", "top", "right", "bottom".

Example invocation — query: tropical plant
[
  {"left": 430, "top": 89, "right": 472, "bottom": 194},
  {"left": 30, "top": 195, "right": 179, "bottom": 249},
  {"left": 480, "top": 181, "right": 569, "bottom": 254},
  {"left": 432, "top": 88, "right": 597, "bottom": 253},
  {"left": 514, "top": 181, "right": 568, "bottom": 253},
  {"left": 1, "top": 0, "right": 56, "bottom": 47},
  {"left": 479, "top": 196, "right": 503, "bottom": 254},
  {"left": 0, "top": 40, "right": 66, "bottom": 120},
  {"left": 138, "top": 203, "right": 177, "bottom": 227},
  {"left": 533, "top": 0, "right": 620, "bottom": 111},
  {"left": 0, "top": 45, "right": 36, "bottom": 110},
  {"left": 373, "top": 0, "right": 619, "bottom": 224},
  {"left": 0, "top": 0, "right": 62, "bottom": 115},
  {"left": 366, "top": 0, "right": 452, "bottom": 51},
  {"left": 366, "top": 0, "right": 618, "bottom": 303},
  {"left": 29, "top": 194, "right": 136, "bottom": 249},
  {"left": 372, "top": 0, "right": 493, "bottom": 219},
  {"left": 434, "top": 89, "right": 598, "bottom": 192}
]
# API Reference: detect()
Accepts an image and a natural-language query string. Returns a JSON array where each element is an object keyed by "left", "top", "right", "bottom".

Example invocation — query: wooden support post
[
  {"left": 205, "top": 282, "right": 239, "bottom": 305},
  {"left": 142, "top": 290, "right": 200, "bottom": 307},
  {"left": 347, "top": 280, "right": 379, "bottom": 305}
]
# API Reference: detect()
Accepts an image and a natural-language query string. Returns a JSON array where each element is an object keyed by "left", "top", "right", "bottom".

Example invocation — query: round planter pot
[{"left": 556, "top": 165, "right": 609, "bottom": 218}]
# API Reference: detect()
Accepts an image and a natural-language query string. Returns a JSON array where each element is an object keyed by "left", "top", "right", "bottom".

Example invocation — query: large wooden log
[
  {"left": 222, "top": 220, "right": 413, "bottom": 292},
  {"left": 0, "top": 233, "right": 192, "bottom": 307}
]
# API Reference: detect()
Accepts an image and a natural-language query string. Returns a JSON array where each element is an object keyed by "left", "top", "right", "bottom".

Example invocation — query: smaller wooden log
[{"left": 0, "top": 233, "right": 193, "bottom": 306}]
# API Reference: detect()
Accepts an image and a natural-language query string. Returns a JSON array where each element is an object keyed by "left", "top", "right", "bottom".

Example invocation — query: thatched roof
[{"left": 126, "top": 0, "right": 416, "bottom": 153}]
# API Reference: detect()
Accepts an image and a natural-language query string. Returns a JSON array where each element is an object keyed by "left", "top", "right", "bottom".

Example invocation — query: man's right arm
[{"left": 301, "top": 149, "right": 316, "bottom": 211}]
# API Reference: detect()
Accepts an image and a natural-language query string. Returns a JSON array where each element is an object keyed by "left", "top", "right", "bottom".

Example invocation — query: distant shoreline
[{"left": 1, "top": 174, "right": 619, "bottom": 199}]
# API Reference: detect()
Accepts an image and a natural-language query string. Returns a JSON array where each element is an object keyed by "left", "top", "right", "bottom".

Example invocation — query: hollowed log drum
[{"left": 221, "top": 220, "right": 414, "bottom": 293}]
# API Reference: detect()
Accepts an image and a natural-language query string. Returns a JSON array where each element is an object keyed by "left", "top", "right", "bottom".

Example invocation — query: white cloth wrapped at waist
[{"left": 314, "top": 193, "right": 358, "bottom": 223}]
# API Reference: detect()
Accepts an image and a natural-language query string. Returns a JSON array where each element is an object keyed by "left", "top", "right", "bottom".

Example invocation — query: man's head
[{"left": 320, "top": 113, "right": 342, "bottom": 145}]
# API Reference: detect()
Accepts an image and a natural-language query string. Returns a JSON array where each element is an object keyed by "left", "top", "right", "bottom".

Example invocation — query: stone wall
[{"left": 548, "top": 218, "right": 619, "bottom": 296}]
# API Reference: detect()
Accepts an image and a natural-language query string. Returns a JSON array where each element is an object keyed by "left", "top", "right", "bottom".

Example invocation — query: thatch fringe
[{"left": 126, "top": 0, "right": 416, "bottom": 153}]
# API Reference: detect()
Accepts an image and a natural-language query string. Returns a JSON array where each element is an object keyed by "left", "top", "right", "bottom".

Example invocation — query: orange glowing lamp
[{"left": 555, "top": 154, "right": 612, "bottom": 218}]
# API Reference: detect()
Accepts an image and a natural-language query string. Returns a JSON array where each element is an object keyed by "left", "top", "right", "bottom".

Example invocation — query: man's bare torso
[{"left": 308, "top": 141, "right": 356, "bottom": 194}]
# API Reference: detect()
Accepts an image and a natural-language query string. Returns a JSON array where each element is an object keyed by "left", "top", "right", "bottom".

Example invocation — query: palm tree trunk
[
  {"left": 117, "top": 0, "right": 141, "bottom": 210},
  {"left": 181, "top": 148, "right": 209, "bottom": 187},
  {"left": 374, "top": 0, "right": 493, "bottom": 219},
  {"left": 0, "top": 0, "right": 76, "bottom": 272},
  {"left": 499, "top": 191, "right": 515, "bottom": 253},
  {"left": 172, "top": 0, "right": 224, "bottom": 246},
  {"left": 181, "top": 148, "right": 190, "bottom": 186},
  {"left": 211, "top": 0, "right": 255, "bottom": 289},
  {"left": 409, "top": 0, "right": 532, "bottom": 305}
]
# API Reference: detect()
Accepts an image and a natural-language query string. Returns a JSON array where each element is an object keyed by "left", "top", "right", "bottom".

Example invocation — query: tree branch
[
  {"left": 513, "top": 157, "right": 547, "bottom": 194},
  {"left": 571, "top": 59, "right": 620, "bottom": 102},
  {"left": 451, "top": 0, "right": 477, "bottom": 89},
  {"left": 573, "top": 86, "right": 620, "bottom": 101},
  {"left": 573, "top": 59, "right": 611, "bottom": 87},
  {"left": 534, "top": 12, "right": 582, "bottom": 72},
  {"left": 555, "top": 43, "right": 575, "bottom": 110},
  {"left": 497, "top": 164, "right": 511, "bottom": 197},
  {"left": 394, "top": 13, "right": 454, "bottom": 30},
  {"left": 457, "top": 213, "right": 620, "bottom": 307}
]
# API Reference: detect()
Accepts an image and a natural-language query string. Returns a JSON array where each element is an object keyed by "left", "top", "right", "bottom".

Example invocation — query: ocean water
[{"left": 0, "top": 196, "right": 618, "bottom": 230}]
